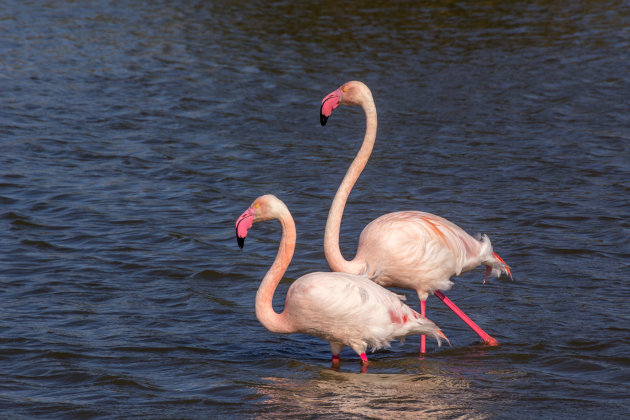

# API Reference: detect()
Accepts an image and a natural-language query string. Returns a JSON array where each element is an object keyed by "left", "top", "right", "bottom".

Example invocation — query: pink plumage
[
  {"left": 356, "top": 211, "right": 503, "bottom": 300},
  {"left": 320, "top": 81, "right": 512, "bottom": 352},
  {"left": 235, "top": 194, "right": 446, "bottom": 367}
]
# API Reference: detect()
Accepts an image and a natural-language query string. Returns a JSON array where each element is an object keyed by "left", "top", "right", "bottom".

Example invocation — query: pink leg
[
  {"left": 420, "top": 299, "right": 426, "bottom": 354},
  {"left": 433, "top": 290, "right": 499, "bottom": 346},
  {"left": 331, "top": 354, "right": 340, "bottom": 368},
  {"left": 359, "top": 353, "right": 368, "bottom": 373}
]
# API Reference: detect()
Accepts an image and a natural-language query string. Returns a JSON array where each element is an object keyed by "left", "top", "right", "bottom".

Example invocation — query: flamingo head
[
  {"left": 320, "top": 81, "right": 373, "bottom": 126},
  {"left": 235, "top": 195, "right": 283, "bottom": 248}
]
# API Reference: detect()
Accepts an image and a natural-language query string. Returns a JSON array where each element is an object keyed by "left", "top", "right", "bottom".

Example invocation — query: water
[{"left": 1, "top": 0, "right": 629, "bottom": 418}]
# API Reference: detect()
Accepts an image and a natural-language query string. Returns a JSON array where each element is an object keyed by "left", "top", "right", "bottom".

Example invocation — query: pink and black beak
[
  {"left": 320, "top": 87, "right": 342, "bottom": 126},
  {"left": 235, "top": 207, "right": 255, "bottom": 249},
  {"left": 236, "top": 230, "right": 245, "bottom": 249}
]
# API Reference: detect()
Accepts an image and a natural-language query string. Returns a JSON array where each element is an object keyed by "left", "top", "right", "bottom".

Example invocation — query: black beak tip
[
  {"left": 319, "top": 104, "right": 328, "bottom": 126},
  {"left": 237, "top": 236, "right": 245, "bottom": 249},
  {"left": 320, "top": 114, "right": 328, "bottom": 126}
]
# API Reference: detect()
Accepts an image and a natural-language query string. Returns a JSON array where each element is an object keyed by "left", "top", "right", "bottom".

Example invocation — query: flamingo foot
[{"left": 485, "top": 336, "right": 500, "bottom": 347}]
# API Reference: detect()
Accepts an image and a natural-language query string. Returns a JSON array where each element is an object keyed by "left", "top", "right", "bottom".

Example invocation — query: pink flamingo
[
  {"left": 235, "top": 194, "right": 447, "bottom": 368},
  {"left": 320, "top": 81, "right": 512, "bottom": 353}
]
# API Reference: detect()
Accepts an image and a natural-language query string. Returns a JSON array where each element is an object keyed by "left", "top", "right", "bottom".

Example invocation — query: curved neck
[
  {"left": 324, "top": 101, "right": 377, "bottom": 273},
  {"left": 255, "top": 208, "right": 296, "bottom": 334}
]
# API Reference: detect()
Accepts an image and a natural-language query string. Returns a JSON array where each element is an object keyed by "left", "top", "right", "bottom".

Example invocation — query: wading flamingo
[
  {"left": 235, "top": 194, "right": 447, "bottom": 368},
  {"left": 320, "top": 81, "right": 512, "bottom": 353}
]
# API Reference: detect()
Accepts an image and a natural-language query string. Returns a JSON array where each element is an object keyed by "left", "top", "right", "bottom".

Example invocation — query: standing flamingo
[
  {"left": 320, "top": 81, "right": 512, "bottom": 353},
  {"left": 235, "top": 194, "right": 447, "bottom": 368}
]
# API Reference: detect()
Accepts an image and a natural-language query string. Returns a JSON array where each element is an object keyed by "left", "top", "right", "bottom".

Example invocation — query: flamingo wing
[
  {"left": 285, "top": 272, "right": 443, "bottom": 353},
  {"left": 354, "top": 211, "right": 497, "bottom": 296}
]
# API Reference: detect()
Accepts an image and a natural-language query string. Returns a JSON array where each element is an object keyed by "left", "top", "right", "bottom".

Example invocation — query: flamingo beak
[
  {"left": 320, "top": 87, "right": 343, "bottom": 126},
  {"left": 493, "top": 252, "right": 513, "bottom": 280},
  {"left": 437, "top": 329, "right": 450, "bottom": 346},
  {"left": 235, "top": 207, "right": 255, "bottom": 249},
  {"left": 319, "top": 104, "right": 329, "bottom": 126},
  {"left": 236, "top": 233, "right": 245, "bottom": 249}
]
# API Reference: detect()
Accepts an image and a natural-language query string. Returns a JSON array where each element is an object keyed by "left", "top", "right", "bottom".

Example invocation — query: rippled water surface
[{"left": 1, "top": 0, "right": 629, "bottom": 418}]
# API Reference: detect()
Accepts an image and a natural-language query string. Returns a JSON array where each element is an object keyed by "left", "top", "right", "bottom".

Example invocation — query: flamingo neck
[
  {"left": 255, "top": 207, "right": 296, "bottom": 334},
  {"left": 324, "top": 100, "right": 377, "bottom": 274}
]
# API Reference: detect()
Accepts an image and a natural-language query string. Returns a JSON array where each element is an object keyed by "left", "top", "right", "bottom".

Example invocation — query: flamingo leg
[
  {"left": 331, "top": 354, "right": 341, "bottom": 369},
  {"left": 433, "top": 290, "right": 499, "bottom": 346},
  {"left": 359, "top": 353, "right": 369, "bottom": 373},
  {"left": 420, "top": 299, "right": 426, "bottom": 354},
  {"left": 330, "top": 342, "right": 343, "bottom": 368}
]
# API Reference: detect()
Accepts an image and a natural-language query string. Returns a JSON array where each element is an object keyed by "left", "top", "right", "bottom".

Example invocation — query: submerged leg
[
  {"left": 433, "top": 290, "right": 499, "bottom": 346},
  {"left": 420, "top": 299, "right": 427, "bottom": 354},
  {"left": 330, "top": 341, "right": 343, "bottom": 368},
  {"left": 360, "top": 353, "right": 369, "bottom": 373}
]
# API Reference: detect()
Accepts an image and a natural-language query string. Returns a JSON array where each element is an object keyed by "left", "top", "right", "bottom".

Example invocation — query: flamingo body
[
  {"left": 285, "top": 271, "right": 443, "bottom": 355},
  {"left": 319, "top": 81, "right": 511, "bottom": 350},
  {"left": 355, "top": 211, "right": 502, "bottom": 300},
  {"left": 235, "top": 194, "right": 446, "bottom": 365}
]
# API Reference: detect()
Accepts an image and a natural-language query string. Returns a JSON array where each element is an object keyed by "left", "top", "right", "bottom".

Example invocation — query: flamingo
[
  {"left": 319, "top": 81, "right": 512, "bottom": 353},
  {"left": 235, "top": 194, "right": 447, "bottom": 368}
]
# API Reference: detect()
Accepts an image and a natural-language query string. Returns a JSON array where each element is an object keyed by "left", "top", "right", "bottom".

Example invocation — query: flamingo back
[
  {"left": 284, "top": 271, "right": 444, "bottom": 354},
  {"left": 354, "top": 211, "right": 495, "bottom": 299}
]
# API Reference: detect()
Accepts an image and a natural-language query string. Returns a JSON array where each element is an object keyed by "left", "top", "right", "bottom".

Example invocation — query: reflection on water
[
  {"left": 248, "top": 342, "right": 530, "bottom": 418},
  {"left": 256, "top": 367, "right": 492, "bottom": 419}
]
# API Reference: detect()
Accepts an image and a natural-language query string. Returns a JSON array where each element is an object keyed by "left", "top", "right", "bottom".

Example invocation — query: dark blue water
[{"left": 1, "top": 0, "right": 629, "bottom": 418}]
